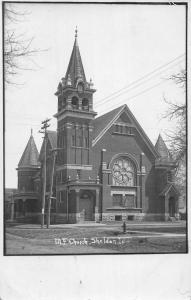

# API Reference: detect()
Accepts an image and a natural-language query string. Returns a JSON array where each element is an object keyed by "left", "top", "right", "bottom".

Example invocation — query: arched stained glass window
[{"left": 112, "top": 157, "right": 136, "bottom": 186}]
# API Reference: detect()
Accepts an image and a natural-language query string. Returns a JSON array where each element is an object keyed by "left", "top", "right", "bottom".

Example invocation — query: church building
[{"left": 11, "top": 30, "right": 180, "bottom": 224}]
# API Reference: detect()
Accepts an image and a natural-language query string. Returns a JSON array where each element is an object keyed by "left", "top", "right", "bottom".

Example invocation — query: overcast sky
[{"left": 5, "top": 3, "right": 186, "bottom": 188}]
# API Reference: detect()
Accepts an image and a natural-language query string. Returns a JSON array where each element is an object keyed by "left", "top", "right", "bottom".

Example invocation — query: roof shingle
[
  {"left": 47, "top": 131, "right": 57, "bottom": 149},
  {"left": 155, "top": 134, "right": 171, "bottom": 158},
  {"left": 65, "top": 34, "right": 86, "bottom": 87},
  {"left": 18, "top": 134, "right": 40, "bottom": 168}
]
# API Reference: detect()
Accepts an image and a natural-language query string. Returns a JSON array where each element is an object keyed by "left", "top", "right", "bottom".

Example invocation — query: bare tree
[
  {"left": 4, "top": 3, "right": 44, "bottom": 86},
  {"left": 163, "top": 69, "right": 186, "bottom": 208},
  {"left": 163, "top": 69, "right": 186, "bottom": 163}
]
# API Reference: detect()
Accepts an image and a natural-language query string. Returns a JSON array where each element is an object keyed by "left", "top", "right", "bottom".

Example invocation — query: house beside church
[{"left": 10, "top": 30, "right": 180, "bottom": 224}]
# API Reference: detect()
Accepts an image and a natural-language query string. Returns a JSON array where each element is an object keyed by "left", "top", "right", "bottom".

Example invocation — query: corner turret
[{"left": 17, "top": 130, "right": 40, "bottom": 192}]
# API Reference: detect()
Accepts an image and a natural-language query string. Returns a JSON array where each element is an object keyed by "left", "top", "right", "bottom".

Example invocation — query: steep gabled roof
[
  {"left": 93, "top": 105, "right": 125, "bottom": 141},
  {"left": 18, "top": 133, "right": 40, "bottom": 168},
  {"left": 159, "top": 183, "right": 180, "bottom": 196},
  {"left": 155, "top": 134, "right": 171, "bottom": 158},
  {"left": 65, "top": 29, "right": 86, "bottom": 87},
  {"left": 92, "top": 104, "right": 158, "bottom": 158}
]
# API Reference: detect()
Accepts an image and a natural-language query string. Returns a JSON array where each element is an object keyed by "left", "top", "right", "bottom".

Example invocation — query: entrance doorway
[
  {"left": 79, "top": 192, "right": 94, "bottom": 221},
  {"left": 169, "top": 197, "right": 175, "bottom": 217}
]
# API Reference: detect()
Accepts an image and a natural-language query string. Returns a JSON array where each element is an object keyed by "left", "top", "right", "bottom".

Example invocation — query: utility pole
[
  {"left": 46, "top": 149, "right": 56, "bottom": 229},
  {"left": 39, "top": 118, "right": 51, "bottom": 228},
  {"left": 46, "top": 147, "right": 64, "bottom": 229}
]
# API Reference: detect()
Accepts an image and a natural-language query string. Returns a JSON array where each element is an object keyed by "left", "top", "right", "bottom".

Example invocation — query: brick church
[{"left": 11, "top": 30, "right": 180, "bottom": 224}]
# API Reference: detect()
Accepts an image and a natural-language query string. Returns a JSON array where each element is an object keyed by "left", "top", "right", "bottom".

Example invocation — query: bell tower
[{"left": 54, "top": 28, "right": 97, "bottom": 183}]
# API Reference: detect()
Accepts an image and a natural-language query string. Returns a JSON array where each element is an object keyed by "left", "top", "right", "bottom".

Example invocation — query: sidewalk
[{"left": 6, "top": 220, "right": 186, "bottom": 229}]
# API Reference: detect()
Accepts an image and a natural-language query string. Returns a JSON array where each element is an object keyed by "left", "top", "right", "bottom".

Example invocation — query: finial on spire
[
  {"left": 31, "top": 128, "right": 33, "bottom": 136},
  {"left": 75, "top": 26, "right": 78, "bottom": 38}
]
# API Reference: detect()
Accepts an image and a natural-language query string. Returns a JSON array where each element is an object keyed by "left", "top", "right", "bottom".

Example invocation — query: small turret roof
[
  {"left": 155, "top": 134, "right": 171, "bottom": 158},
  {"left": 18, "top": 131, "right": 40, "bottom": 168},
  {"left": 65, "top": 28, "right": 86, "bottom": 87}
]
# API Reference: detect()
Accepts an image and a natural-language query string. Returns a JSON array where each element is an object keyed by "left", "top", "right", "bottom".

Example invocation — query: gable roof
[
  {"left": 18, "top": 134, "right": 40, "bottom": 168},
  {"left": 159, "top": 183, "right": 180, "bottom": 196},
  {"left": 92, "top": 104, "right": 158, "bottom": 158},
  {"left": 93, "top": 105, "right": 125, "bottom": 141}
]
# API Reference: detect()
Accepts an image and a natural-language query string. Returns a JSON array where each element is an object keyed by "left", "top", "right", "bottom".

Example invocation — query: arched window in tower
[
  {"left": 82, "top": 98, "right": 89, "bottom": 111},
  {"left": 58, "top": 96, "right": 62, "bottom": 111},
  {"left": 71, "top": 96, "right": 79, "bottom": 109},
  {"left": 112, "top": 157, "right": 136, "bottom": 186}
]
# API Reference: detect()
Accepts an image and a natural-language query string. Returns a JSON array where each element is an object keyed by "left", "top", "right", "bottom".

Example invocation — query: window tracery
[{"left": 112, "top": 157, "right": 136, "bottom": 186}]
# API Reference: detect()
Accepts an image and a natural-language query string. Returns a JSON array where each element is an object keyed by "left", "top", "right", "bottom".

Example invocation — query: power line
[
  {"left": 95, "top": 54, "right": 185, "bottom": 107},
  {"left": 5, "top": 55, "right": 185, "bottom": 128},
  {"left": 5, "top": 120, "right": 57, "bottom": 127},
  {"left": 95, "top": 53, "right": 185, "bottom": 105},
  {"left": 95, "top": 58, "right": 185, "bottom": 109},
  {"left": 100, "top": 78, "right": 168, "bottom": 114}
]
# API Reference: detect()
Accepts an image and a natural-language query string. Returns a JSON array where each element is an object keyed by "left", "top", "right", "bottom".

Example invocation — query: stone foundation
[
  {"left": 55, "top": 212, "right": 178, "bottom": 224},
  {"left": 102, "top": 212, "right": 144, "bottom": 222},
  {"left": 101, "top": 212, "right": 173, "bottom": 222}
]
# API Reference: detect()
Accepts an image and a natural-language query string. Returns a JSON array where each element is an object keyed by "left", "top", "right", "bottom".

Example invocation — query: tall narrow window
[
  {"left": 77, "top": 136, "right": 83, "bottom": 147},
  {"left": 58, "top": 97, "right": 62, "bottom": 111},
  {"left": 71, "top": 96, "right": 79, "bottom": 109},
  {"left": 71, "top": 125, "right": 76, "bottom": 146},
  {"left": 82, "top": 98, "right": 89, "bottom": 111},
  {"left": 84, "top": 126, "right": 89, "bottom": 148},
  {"left": 85, "top": 137, "right": 89, "bottom": 148},
  {"left": 72, "top": 135, "right": 76, "bottom": 146},
  {"left": 77, "top": 127, "right": 83, "bottom": 147}
]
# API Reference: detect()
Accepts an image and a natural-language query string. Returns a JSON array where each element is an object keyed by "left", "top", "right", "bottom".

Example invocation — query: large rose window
[{"left": 112, "top": 157, "right": 135, "bottom": 186}]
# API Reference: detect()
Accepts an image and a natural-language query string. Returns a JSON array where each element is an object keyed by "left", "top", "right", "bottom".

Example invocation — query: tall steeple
[
  {"left": 18, "top": 131, "right": 40, "bottom": 168},
  {"left": 54, "top": 29, "right": 97, "bottom": 183},
  {"left": 55, "top": 28, "right": 94, "bottom": 96},
  {"left": 64, "top": 27, "right": 87, "bottom": 87}
]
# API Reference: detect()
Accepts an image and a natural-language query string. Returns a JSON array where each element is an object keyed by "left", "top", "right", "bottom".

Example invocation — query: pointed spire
[
  {"left": 18, "top": 134, "right": 40, "bottom": 168},
  {"left": 75, "top": 26, "right": 78, "bottom": 38},
  {"left": 155, "top": 134, "right": 171, "bottom": 158},
  {"left": 65, "top": 28, "right": 86, "bottom": 87}
]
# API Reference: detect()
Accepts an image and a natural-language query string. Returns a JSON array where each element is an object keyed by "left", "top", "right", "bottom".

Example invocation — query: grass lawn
[{"left": 5, "top": 223, "right": 187, "bottom": 255}]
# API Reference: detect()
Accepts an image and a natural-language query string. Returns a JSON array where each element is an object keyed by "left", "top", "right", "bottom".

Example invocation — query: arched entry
[
  {"left": 15, "top": 199, "right": 24, "bottom": 217},
  {"left": 169, "top": 196, "right": 175, "bottom": 217},
  {"left": 79, "top": 191, "right": 95, "bottom": 221}
]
